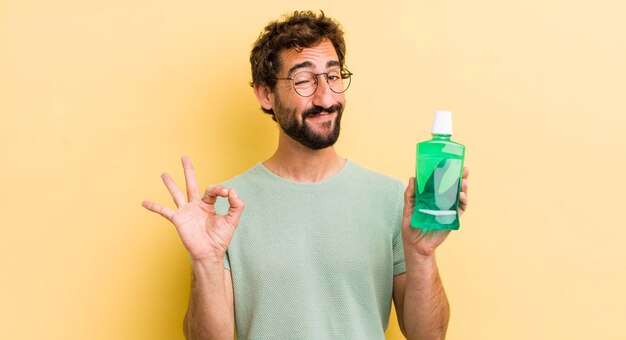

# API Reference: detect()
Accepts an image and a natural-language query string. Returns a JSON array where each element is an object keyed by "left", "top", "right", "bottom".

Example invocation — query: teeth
[{"left": 307, "top": 111, "right": 333, "bottom": 117}]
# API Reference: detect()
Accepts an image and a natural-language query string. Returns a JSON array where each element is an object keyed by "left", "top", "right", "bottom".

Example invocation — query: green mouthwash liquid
[{"left": 411, "top": 111, "right": 465, "bottom": 231}]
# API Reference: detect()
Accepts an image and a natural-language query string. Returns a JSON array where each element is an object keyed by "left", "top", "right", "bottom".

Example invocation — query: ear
[{"left": 253, "top": 83, "right": 274, "bottom": 111}]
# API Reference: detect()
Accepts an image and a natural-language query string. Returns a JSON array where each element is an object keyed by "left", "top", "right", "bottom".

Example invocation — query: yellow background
[{"left": 1, "top": 0, "right": 625, "bottom": 339}]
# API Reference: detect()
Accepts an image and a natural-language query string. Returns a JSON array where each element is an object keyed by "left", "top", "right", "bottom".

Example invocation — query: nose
[{"left": 311, "top": 74, "right": 337, "bottom": 109}]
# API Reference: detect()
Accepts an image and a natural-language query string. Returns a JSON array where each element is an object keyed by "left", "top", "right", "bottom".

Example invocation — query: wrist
[
  {"left": 404, "top": 248, "right": 438, "bottom": 270},
  {"left": 190, "top": 253, "right": 225, "bottom": 267}
]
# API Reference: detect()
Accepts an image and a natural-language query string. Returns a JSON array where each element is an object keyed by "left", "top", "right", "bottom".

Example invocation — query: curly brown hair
[{"left": 250, "top": 10, "right": 346, "bottom": 119}]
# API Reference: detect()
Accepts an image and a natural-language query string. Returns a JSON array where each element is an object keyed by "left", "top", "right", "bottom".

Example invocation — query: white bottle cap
[{"left": 432, "top": 110, "right": 453, "bottom": 135}]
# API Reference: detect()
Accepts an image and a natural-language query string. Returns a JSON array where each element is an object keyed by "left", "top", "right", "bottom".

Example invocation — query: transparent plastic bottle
[{"left": 411, "top": 111, "right": 465, "bottom": 231}]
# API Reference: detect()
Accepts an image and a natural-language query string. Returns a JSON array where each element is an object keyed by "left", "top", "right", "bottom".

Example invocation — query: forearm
[
  {"left": 184, "top": 257, "right": 234, "bottom": 340},
  {"left": 402, "top": 251, "right": 450, "bottom": 340}
]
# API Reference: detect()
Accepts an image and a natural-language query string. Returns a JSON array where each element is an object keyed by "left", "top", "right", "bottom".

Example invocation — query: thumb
[{"left": 402, "top": 178, "right": 416, "bottom": 227}]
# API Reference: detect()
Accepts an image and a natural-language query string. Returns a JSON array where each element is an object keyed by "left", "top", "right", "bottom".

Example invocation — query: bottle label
[{"left": 412, "top": 142, "right": 464, "bottom": 230}]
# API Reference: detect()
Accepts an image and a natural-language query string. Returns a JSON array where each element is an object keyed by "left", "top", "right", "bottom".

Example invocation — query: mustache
[{"left": 302, "top": 103, "right": 343, "bottom": 117}]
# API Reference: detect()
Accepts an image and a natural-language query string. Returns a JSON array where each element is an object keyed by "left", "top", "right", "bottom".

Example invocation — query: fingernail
[{"left": 231, "top": 190, "right": 238, "bottom": 198}]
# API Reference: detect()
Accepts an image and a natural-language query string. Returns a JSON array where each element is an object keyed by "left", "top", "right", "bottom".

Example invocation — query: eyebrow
[
  {"left": 326, "top": 60, "right": 340, "bottom": 68},
  {"left": 287, "top": 60, "right": 341, "bottom": 77}
]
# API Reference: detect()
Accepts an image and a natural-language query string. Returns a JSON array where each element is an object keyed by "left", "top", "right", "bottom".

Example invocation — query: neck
[{"left": 263, "top": 133, "right": 346, "bottom": 183}]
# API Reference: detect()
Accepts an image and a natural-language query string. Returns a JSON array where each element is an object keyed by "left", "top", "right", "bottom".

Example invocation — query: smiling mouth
[{"left": 306, "top": 111, "right": 335, "bottom": 118}]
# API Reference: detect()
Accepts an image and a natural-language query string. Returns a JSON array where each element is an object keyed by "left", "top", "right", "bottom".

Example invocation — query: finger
[
  {"left": 201, "top": 185, "right": 228, "bottom": 206},
  {"left": 459, "top": 191, "right": 468, "bottom": 206},
  {"left": 182, "top": 155, "right": 201, "bottom": 202},
  {"left": 161, "top": 172, "right": 186, "bottom": 208},
  {"left": 225, "top": 189, "right": 245, "bottom": 227},
  {"left": 142, "top": 200, "right": 175, "bottom": 221},
  {"left": 462, "top": 166, "right": 469, "bottom": 179},
  {"left": 458, "top": 191, "right": 468, "bottom": 215},
  {"left": 402, "top": 178, "right": 416, "bottom": 223},
  {"left": 461, "top": 177, "right": 468, "bottom": 196}
]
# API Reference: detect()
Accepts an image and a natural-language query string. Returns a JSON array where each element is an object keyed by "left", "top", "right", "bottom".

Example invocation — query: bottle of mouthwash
[{"left": 411, "top": 111, "right": 465, "bottom": 231}]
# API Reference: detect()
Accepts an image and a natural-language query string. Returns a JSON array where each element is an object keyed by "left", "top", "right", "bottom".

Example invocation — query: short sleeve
[{"left": 392, "top": 181, "right": 406, "bottom": 276}]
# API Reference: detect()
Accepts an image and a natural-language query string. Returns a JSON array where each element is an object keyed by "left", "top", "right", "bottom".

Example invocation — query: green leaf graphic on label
[
  {"left": 417, "top": 157, "right": 441, "bottom": 194},
  {"left": 434, "top": 159, "right": 461, "bottom": 194}
]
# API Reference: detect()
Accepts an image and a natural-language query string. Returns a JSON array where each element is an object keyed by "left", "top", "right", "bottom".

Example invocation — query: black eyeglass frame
[{"left": 275, "top": 69, "right": 353, "bottom": 97}]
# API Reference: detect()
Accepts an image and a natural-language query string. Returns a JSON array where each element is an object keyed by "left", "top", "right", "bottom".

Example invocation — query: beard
[{"left": 274, "top": 94, "right": 343, "bottom": 150}]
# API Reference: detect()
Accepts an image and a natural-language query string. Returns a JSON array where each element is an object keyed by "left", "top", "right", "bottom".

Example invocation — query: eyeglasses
[{"left": 275, "top": 69, "right": 353, "bottom": 97}]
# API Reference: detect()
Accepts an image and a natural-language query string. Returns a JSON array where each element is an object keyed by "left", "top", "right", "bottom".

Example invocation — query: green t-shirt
[{"left": 217, "top": 160, "right": 406, "bottom": 339}]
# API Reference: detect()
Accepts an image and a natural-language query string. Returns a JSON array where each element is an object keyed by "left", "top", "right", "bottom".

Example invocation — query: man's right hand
[{"left": 142, "top": 155, "right": 244, "bottom": 261}]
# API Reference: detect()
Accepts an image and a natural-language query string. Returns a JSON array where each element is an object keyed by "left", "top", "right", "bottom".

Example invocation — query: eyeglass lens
[{"left": 292, "top": 70, "right": 351, "bottom": 97}]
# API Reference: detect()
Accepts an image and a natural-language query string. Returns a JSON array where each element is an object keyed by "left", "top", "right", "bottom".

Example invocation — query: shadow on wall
[
  {"left": 208, "top": 76, "right": 277, "bottom": 179},
  {"left": 183, "top": 61, "right": 277, "bottom": 182}
]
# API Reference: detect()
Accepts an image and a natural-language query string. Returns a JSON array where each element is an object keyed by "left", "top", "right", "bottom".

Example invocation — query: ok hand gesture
[{"left": 142, "top": 156, "right": 244, "bottom": 261}]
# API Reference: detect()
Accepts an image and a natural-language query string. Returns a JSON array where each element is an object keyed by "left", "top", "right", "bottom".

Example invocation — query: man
[{"left": 143, "top": 11, "right": 469, "bottom": 340}]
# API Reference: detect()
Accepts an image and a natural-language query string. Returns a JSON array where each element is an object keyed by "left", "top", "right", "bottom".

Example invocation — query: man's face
[{"left": 271, "top": 39, "right": 346, "bottom": 150}]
